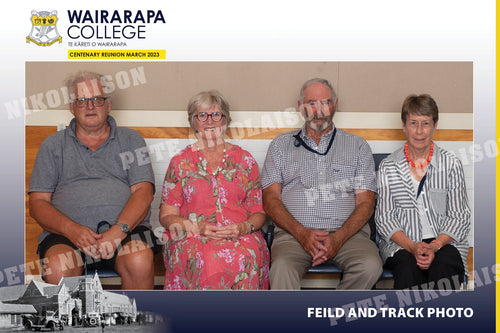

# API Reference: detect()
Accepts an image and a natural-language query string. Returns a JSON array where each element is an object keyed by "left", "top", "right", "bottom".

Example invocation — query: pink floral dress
[{"left": 161, "top": 144, "right": 270, "bottom": 290}]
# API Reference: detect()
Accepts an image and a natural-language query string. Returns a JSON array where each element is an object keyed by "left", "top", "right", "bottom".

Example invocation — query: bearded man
[{"left": 262, "top": 78, "right": 382, "bottom": 290}]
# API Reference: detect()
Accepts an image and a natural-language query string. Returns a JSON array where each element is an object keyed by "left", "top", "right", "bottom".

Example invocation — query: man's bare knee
[
  {"left": 43, "top": 245, "right": 83, "bottom": 283},
  {"left": 116, "top": 243, "right": 153, "bottom": 272},
  {"left": 115, "top": 244, "right": 154, "bottom": 289}
]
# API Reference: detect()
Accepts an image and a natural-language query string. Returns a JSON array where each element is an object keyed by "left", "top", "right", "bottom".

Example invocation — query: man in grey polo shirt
[
  {"left": 29, "top": 71, "right": 160, "bottom": 289},
  {"left": 262, "top": 78, "right": 382, "bottom": 289}
]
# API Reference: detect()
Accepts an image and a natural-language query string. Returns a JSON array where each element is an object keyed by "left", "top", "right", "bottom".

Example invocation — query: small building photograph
[{"left": 0, "top": 273, "right": 164, "bottom": 331}]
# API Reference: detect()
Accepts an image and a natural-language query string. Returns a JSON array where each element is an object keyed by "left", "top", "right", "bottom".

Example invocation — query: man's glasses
[
  {"left": 73, "top": 96, "right": 108, "bottom": 108},
  {"left": 194, "top": 111, "right": 225, "bottom": 122},
  {"left": 306, "top": 99, "right": 333, "bottom": 107}
]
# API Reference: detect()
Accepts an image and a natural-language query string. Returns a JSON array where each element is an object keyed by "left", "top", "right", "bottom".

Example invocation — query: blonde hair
[{"left": 187, "top": 90, "right": 232, "bottom": 129}]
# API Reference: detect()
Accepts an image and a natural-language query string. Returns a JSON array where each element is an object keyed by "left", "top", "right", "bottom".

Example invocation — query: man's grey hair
[
  {"left": 299, "top": 78, "right": 337, "bottom": 104},
  {"left": 64, "top": 71, "right": 109, "bottom": 100}
]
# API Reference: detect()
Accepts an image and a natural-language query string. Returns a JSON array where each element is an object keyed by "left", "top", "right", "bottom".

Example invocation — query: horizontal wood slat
[{"left": 26, "top": 126, "right": 473, "bottom": 142}]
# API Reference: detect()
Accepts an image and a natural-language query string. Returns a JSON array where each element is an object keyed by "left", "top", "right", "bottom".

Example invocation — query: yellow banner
[
  {"left": 68, "top": 50, "right": 166, "bottom": 59},
  {"left": 27, "top": 36, "right": 62, "bottom": 46}
]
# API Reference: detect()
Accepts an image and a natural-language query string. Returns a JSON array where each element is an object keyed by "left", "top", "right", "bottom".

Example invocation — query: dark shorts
[{"left": 38, "top": 225, "right": 163, "bottom": 274}]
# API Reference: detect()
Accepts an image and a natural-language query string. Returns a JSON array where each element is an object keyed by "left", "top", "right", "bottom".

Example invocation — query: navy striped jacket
[{"left": 375, "top": 144, "right": 471, "bottom": 271}]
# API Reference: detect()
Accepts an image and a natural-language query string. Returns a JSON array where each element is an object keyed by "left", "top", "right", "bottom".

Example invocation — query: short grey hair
[
  {"left": 64, "top": 71, "right": 109, "bottom": 100},
  {"left": 187, "top": 90, "right": 232, "bottom": 129},
  {"left": 299, "top": 78, "right": 337, "bottom": 104}
]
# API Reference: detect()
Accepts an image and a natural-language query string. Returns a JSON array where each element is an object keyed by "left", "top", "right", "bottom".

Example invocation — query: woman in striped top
[{"left": 375, "top": 94, "right": 471, "bottom": 290}]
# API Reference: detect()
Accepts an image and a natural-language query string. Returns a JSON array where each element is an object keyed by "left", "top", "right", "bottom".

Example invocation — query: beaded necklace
[
  {"left": 197, "top": 144, "right": 227, "bottom": 176},
  {"left": 405, "top": 141, "right": 434, "bottom": 168}
]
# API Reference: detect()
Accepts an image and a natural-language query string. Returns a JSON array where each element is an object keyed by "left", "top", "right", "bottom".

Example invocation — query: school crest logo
[{"left": 27, "top": 10, "right": 62, "bottom": 46}]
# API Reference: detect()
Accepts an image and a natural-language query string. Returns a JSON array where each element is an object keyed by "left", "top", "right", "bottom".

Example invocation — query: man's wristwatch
[{"left": 115, "top": 221, "right": 130, "bottom": 234}]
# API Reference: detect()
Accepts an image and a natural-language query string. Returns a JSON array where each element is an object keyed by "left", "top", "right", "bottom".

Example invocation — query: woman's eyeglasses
[{"left": 194, "top": 111, "right": 225, "bottom": 122}]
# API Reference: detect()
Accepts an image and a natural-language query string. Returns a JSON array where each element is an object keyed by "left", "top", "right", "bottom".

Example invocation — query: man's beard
[{"left": 305, "top": 115, "right": 332, "bottom": 131}]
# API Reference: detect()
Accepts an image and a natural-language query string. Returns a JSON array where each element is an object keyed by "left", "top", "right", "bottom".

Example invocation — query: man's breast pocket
[{"left": 327, "top": 163, "right": 355, "bottom": 192}]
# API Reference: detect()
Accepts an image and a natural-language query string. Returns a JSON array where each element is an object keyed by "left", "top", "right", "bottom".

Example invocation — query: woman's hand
[
  {"left": 194, "top": 222, "right": 228, "bottom": 240},
  {"left": 163, "top": 217, "right": 226, "bottom": 241},
  {"left": 391, "top": 232, "right": 435, "bottom": 270},
  {"left": 411, "top": 241, "right": 435, "bottom": 270},
  {"left": 215, "top": 222, "right": 250, "bottom": 240}
]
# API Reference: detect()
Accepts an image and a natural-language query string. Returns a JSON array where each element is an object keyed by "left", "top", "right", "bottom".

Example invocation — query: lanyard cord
[{"left": 293, "top": 127, "right": 337, "bottom": 156}]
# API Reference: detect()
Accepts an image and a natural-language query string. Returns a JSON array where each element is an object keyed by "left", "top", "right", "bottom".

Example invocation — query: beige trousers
[{"left": 269, "top": 224, "right": 383, "bottom": 290}]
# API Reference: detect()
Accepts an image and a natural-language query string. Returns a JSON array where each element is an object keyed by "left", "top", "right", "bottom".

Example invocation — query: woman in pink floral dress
[{"left": 159, "top": 90, "right": 270, "bottom": 290}]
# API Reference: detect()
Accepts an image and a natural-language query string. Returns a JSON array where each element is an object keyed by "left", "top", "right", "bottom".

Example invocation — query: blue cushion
[
  {"left": 85, "top": 269, "right": 120, "bottom": 278},
  {"left": 307, "top": 265, "right": 343, "bottom": 274}
]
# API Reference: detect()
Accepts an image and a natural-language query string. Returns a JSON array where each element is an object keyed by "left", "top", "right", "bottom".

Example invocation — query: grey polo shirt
[
  {"left": 29, "top": 116, "right": 155, "bottom": 244},
  {"left": 261, "top": 124, "right": 376, "bottom": 230}
]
